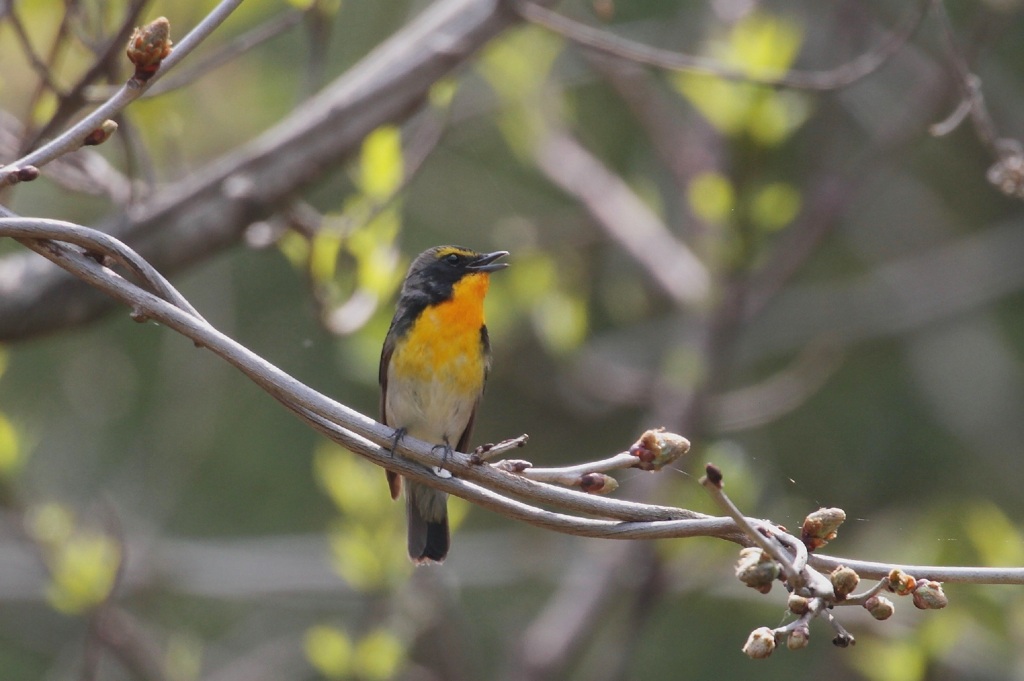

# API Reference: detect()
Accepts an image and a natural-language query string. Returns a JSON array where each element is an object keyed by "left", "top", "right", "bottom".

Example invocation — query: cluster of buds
[
  {"left": 735, "top": 507, "right": 951, "bottom": 660},
  {"left": 867, "top": 569, "right": 947, "bottom": 619},
  {"left": 126, "top": 17, "right": 173, "bottom": 82},
  {"left": 735, "top": 547, "right": 780, "bottom": 594},
  {"left": 801, "top": 507, "right": 846, "bottom": 551},
  {"left": 737, "top": 553, "right": 951, "bottom": 658},
  {"left": 628, "top": 428, "right": 690, "bottom": 471},
  {"left": 740, "top": 623, "right": 812, "bottom": 658}
]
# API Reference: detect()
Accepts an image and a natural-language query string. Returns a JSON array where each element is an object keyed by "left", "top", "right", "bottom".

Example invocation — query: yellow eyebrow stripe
[{"left": 434, "top": 246, "right": 475, "bottom": 259}]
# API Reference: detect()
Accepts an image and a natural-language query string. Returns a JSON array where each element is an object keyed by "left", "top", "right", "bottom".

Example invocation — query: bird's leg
[
  {"left": 388, "top": 427, "right": 407, "bottom": 457},
  {"left": 431, "top": 437, "right": 454, "bottom": 464},
  {"left": 429, "top": 437, "right": 455, "bottom": 479}
]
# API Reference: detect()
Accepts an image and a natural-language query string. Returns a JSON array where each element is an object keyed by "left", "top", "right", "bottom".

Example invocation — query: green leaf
[
  {"left": 429, "top": 78, "right": 458, "bottom": 110},
  {"left": 0, "top": 412, "right": 22, "bottom": 477},
  {"left": 45, "top": 533, "right": 121, "bottom": 615},
  {"left": 730, "top": 12, "right": 804, "bottom": 78},
  {"left": 533, "top": 291, "right": 588, "bottom": 354},
  {"left": 358, "top": 126, "right": 403, "bottom": 200},
  {"left": 478, "top": 27, "right": 564, "bottom": 155},
  {"left": 314, "top": 445, "right": 389, "bottom": 519},
  {"left": 277, "top": 230, "right": 311, "bottom": 269},
  {"left": 165, "top": 633, "right": 204, "bottom": 681},
  {"left": 750, "top": 182, "right": 801, "bottom": 231},
  {"left": 477, "top": 27, "right": 562, "bottom": 103},
  {"left": 672, "top": 12, "right": 810, "bottom": 145},
  {"left": 850, "top": 639, "right": 927, "bottom": 681},
  {"left": 964, "top": 502, "right": 1024, "bottom": 567},
  {"left": 354, "top": 629, "right": 405, "bottom": 680},
  {"left": 304, "top": 625, "right": 353, "bottom": 680},
  {"left": 310, "top": 228, "right": 344, "bottom": 285},
  {"left": 688, "top": 172, "right": 735, "bottom": 224}
]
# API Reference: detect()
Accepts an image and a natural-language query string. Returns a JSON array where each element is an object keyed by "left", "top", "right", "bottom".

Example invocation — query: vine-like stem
[{"left": 2, "top": 218, "right": 1024, "bottom": 586}]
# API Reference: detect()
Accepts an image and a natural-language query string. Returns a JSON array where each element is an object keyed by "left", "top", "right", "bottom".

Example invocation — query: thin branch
[
  {"left": 928, "top": 0, "right": 1024, "bottom": 199},
  {"left": 470, "top": 434, "right": 530, "bottom": 463},
  {"left": 515, "top": 0, "right": 930, "bottom": 91},
  {"left": 929, "top": 0, "right": 1001, "bottom": 152},
  {"left": 710, "top": 337, "right": 843, "bottom": 432},
  {"left": 87, "top": 8, "right": 307, "bottom": 101},
  {"left": 0, "top": 110, "right": 131, "bottom": 202},
  {"left": 808, "top": 554, "right": 1024, "bottom": 584},
  {"left": 503, "top": 543, "right": 648, "bottom": 681},
  {"left": 701, "top": 465, "right": 803, "bottom": 587},
  {"left": 0, "top": 217, "right": 204, "bottom": 321},
  {"left": 91, "top": 607, "right": 170, "bottom": 681},
  {"left": 1, "top": 0, "right": 244, "bottom": 186},
  {"left": 508, "top": 451, "right": 635, "bottom": 480},
  {"left": 6, "top": 5, "right": 66, "bottom": 97},
  {"left": 20, "top": 0, "right": 150, "bottom": 153}
]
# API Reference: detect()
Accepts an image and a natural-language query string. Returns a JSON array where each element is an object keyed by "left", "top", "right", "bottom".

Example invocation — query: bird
[{"left": 379, "top": 245, "right": 509, "bottom": 563}]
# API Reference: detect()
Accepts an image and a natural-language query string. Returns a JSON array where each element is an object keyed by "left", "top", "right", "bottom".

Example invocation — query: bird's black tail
[{"left": 405, "top": 481, "right": 450, "bottom": 564}]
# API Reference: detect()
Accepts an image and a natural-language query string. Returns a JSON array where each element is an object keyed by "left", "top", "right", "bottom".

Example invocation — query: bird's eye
[{"left": 444, "top": 253, "right": 460, "bottom": 265}]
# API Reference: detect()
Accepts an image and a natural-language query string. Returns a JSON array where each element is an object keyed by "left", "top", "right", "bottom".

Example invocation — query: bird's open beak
[{"left": 467, "top": 250, "right": 510, "bottom": 273}]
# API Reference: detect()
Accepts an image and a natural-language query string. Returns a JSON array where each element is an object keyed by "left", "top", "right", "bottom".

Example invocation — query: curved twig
[{"left": 0, "top": 217, "right": 204, "bottom": 321}]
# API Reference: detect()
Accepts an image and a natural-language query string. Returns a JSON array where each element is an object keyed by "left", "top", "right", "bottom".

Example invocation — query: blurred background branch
[{"left": 0, "top": 0, "right": 553, "bottom": 341}]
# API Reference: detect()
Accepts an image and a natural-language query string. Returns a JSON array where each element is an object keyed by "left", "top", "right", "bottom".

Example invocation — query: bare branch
[
  {"left": 701, "top": 465, "right": 804, "bottom": 587},
  {"left": 5, "top": 4, "right": 66, "bottom": 97},
  {"left": 533, "top": 128, "right": 710, "bottom": 306},
  {"left": 929, "top": 0, "right": 1024, "bottom": 199},
  {"left": 929, "top": 0, "right": 1001, "bottom": 151}
]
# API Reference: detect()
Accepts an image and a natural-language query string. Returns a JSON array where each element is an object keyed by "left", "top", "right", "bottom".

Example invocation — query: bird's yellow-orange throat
[{"left": 389, "top": 272, "right": 490, "bottom": 390}]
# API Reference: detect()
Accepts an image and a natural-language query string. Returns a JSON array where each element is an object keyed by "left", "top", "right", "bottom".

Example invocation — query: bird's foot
[
  {"left": 388, "top": 427, "right": 407, "bottom": 457},
  {"left": 430, "top": 441, "right": 454, "bottom": 478}
]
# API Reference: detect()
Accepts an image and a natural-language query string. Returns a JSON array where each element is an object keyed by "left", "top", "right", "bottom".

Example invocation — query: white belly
[{"left": 385, "top": 365, "right": 479, "bottom": 447}]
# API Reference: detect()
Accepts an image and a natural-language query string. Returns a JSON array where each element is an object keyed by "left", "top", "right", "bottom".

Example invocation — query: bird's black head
[{"left": 399, "top": 245, "right": 509, "bottom": 305}]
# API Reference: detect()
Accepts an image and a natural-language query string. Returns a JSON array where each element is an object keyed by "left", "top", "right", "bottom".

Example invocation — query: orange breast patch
[{"left": 389, "top": 273, "right": 490, "bottom": 392}]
